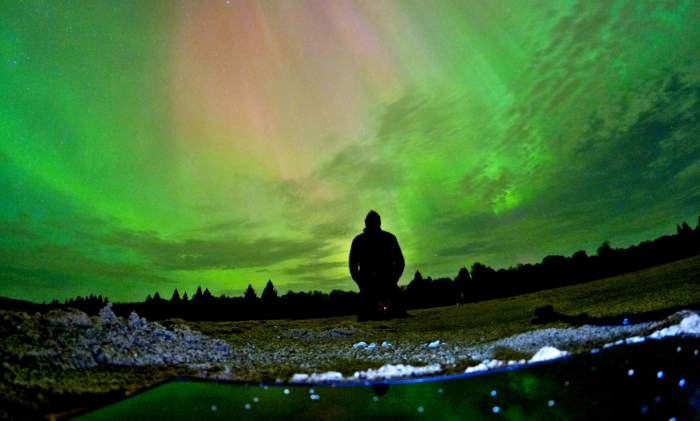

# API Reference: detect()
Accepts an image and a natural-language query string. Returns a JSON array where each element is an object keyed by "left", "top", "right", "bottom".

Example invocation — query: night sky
[{"left": 2, "top": 1, "right": 700, "bottom": 303}]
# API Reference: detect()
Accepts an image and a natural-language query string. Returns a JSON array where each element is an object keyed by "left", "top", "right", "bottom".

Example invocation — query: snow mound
[
  {"left": 649, "top": 313, "right": 700, "bottom": 338},
  {"left": 529, "top": 346, "right": 568, "bottom": 363}
]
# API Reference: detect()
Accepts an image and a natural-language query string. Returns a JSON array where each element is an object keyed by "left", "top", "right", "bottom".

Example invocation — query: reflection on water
[{"left": 75, "top": 336, "right": 700, "bottom": 420}]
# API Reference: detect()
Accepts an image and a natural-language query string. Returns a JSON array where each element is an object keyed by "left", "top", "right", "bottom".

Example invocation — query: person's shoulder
[{"left": 380, "top": 230, "right": 397, "bottom": 240}]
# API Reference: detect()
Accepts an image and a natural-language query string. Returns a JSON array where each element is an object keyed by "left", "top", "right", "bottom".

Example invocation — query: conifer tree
[
  {"left": 193, "top": 286, "right": 203, "bottom": 300},
  {"left": 183, "top": 292, "right": 189, "bottom": 301},
  {"left": 261, "top": 280, "right": 278, "bottom": 301},
  {"left": 146, "top": 294, "right": 152, "bottom": 303},
  {"left": 203, "top": 288, "right": 212, "bottom": 299},
  {"left": 171, "top": 289, "right": 181, "bottom": 302},
  {"left": 154, "top": 292, "right": 161, "bottom": 301},
  {"left": 244, "top": 284, "right": 257, "bottom": 301}
]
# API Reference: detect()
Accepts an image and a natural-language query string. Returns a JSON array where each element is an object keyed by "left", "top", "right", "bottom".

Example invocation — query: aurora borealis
[{"left": 1, "top": 1, "right": 700, "bottom": 303}]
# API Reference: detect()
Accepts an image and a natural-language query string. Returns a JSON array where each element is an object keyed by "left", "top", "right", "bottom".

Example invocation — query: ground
[{"left": 2, "top": 255, "right": 700, "bottom": 420}]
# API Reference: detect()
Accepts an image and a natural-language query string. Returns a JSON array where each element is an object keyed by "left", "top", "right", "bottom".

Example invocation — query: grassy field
[
  {"left": 168, "top": 254, "right": 700, "bottom": 381},
  {"left": 2, "top": 255, "right": 700, "bottom": 420},
  {"left": 186, "top": 254, "right": 700, "bottom": 348}
]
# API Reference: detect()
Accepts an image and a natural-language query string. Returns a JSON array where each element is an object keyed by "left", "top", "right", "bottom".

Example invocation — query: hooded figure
[{"left": 349, "top": 211, "right": 407, "bottom": 320}]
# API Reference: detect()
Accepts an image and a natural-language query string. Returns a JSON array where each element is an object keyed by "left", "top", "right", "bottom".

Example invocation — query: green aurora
[{"left": 1, "top": 0, "right": 700, "bottom": 303}]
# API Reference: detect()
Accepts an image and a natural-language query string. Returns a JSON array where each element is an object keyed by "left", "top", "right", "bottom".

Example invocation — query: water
[{"left": 75, "top": 336, "right": 700, "bottom": 420}]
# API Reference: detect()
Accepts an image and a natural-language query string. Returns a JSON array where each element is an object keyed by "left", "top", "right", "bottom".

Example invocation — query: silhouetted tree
[
  {"left": 171, "top": 289, "right": 181, "bottom": 302},
  {"left": 454, "top": 267, "right": 471, "bottom": 302},
  {"left": 153, "top": 292, "right": 162, "bottom": 301},
  {"left": 183, "top": 292, "right": 189, "bottom": 302},
  {"left": 244, "top": 284, "right": 257, "bottom": 301},
  {"left": 146, "top": 294, "right": 152, "bottom": 303},
  {"left": 193, "top": 286, "right": 203, "bottom": 301},
  {"left": 203, "top": 288, "right": 212, "bottom": 299},
  {"left": 597, "top": 240, "right": 613, "bottom": 258},
  {"left": 572, "top": 250, "right": 588, "bottom": 261},
  {"left": 261, "top": 280, "right": 278, "bottom": 301},
  {"left": 471, "top": 262, "right": 496, "bottom": 301},
  {"left": 681, "top": 222, "right": 692, "bottom": 235},
  {"left": 406, "top": 271, "right": 430, "bottom": 307}
]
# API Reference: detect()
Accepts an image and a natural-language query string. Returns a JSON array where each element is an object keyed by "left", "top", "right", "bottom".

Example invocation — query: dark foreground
[
  {"left": 2, "top": 255, "right": 700, "bottom": 420},
  {"left": 75, "top": 335, "right": 700, "bottom": 421}
]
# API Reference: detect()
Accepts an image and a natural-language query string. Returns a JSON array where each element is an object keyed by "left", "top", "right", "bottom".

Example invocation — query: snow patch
[
  {"left": 529, "top": 346, "right": 568, "bottom": 363},
  {"left": 291, "top": 364, "right": 441, "bottom": 383}
]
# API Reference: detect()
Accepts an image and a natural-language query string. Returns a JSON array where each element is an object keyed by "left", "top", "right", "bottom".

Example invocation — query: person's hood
[{"left": 363, "top": 226, "right": 381, "bottom": 233}]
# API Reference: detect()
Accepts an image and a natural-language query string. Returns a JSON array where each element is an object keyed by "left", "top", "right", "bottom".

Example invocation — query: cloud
[
  {"left": 0, "top": 243, "right": 173, "bottom": 286},
  {"left": 282, "top": 260, "right": 347, "bottom": 276},
  {"left": 94, "top": 228, "right": 333, "bottom": 271}
]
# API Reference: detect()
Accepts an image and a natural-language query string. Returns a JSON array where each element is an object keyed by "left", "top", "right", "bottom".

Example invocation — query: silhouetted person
[{"left": 349, "top": 211, "right": 407, "bottom": 321}]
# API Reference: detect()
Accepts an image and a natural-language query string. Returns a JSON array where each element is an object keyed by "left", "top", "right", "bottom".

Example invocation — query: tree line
[{"left": 49, "top": 215, "right": 700, "bottom": 321}]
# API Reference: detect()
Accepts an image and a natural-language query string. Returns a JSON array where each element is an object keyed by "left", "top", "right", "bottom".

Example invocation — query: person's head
[{"left": 365, "top": 210, "right": 381, "bottom": 229}]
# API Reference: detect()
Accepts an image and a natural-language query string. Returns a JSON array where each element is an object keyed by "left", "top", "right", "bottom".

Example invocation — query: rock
[
  {"left": 44, "top": 308, "right": 91, "bottom": 328},
  {"left": 127, "top": 312, "right": 146, "bottom": 328},
  {"left": 7, "top": 307, "right": 232, "bottom": 370},
  {"left": 98, "top": 303, "right": 117, "bottom": 323},
  {"left": 353, "top": 341, "right": 367, "bottom": 348},
  {"left": 381, "top": 341, "right": 391, "bottom": 347},
  {"left": 428, "top": 340, "right": 440, "bottom": 348}
]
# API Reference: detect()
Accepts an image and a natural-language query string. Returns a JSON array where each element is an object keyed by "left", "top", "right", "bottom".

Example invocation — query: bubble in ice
[
  {"left": 623, "top": 318, "right": 629, "bottom": 325},
  {"left": 211, "top": 405, "right": 217, "bottom": 411},
  {"left": 493, "top": 406, "right": 500, "bottom": 413},
  {"left": 309, "top": 389, "right": 315, "bottom": 394},
  {"left": 373, "top": 396, "right": 379, "bottom": 402},
  {"left": 641, "top": 405, "right": 649, "bottom": 414},
  {"left": 548, "top": 400, "right": 555, "bottom": 407},
  {"left": 417, "top": 407, "right": 424, "bottom": 413},
  {"left": 491, "top": 390, "right": 497, "bottom": 396},
  {"left": 245, "top": 404, "right": 251, "bottom": 409},
  {"left": 657, "top": 371, "right": 664, "bottom": 379},
  {"left": 253, "top": 397, "right": 259, "bottom": 403},
  {"left": 284, "top": 389, "right": 290, "bottom": 395},
  {"left": 628, "top": 369, "right": 634, "bottom": 376},
  {"left": 655, "top": 396, "right": 662, "bottom": 403},
  {"left": 438, "top": 388, "right": 443, "bottom": 393},
  {"left": 677, "top": 347, "right": 682, "bottom": 352},
  {"left": 679, "top": 379, "right": 686, "bottom": 387}
]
